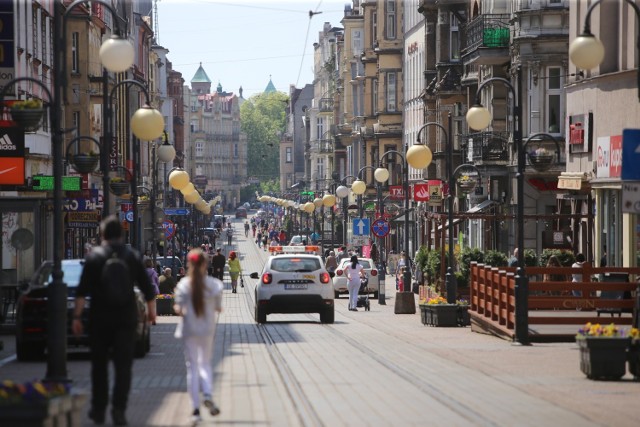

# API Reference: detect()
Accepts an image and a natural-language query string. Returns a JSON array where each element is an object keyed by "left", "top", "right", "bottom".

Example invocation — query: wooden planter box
[
  {"left": 458, "top": 305, "right": 470, "bottom": 326},
  {"left": 629, "top": 341, "right": 640, "bottom": 380},
  {"left": 420, "top": 304, "right": 459, "bottom": 327},
  {"left": 156, "top": 297, "right": 175, "bottom": 315},
  {"left": 577, "top": 337, "right": 630, "bottom": 380}
]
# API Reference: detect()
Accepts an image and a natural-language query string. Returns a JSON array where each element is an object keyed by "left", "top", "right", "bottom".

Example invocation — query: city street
[{"left": 1, "top": 217, "right": 639, "bottom": 427}]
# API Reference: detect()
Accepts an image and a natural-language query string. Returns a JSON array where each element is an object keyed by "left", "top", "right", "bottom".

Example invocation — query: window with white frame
[
  {"left": 372, "top": 78, "right": 378, "bottom": 113},
  {"left": 72, "top": 111, "right": 80, "bottom": 139},
  {"left": 317, "top": 157, "right": 325, "bottom": 180},
  {"left": 546, "top": 66, "right": 562, "bottom": 134},
  {"left": 450, "top": 13, "right": 460, "bottom": 61},
  {"left": 386, "top": 1, "right": 396, "bottom": 40},
  {"left": 195, "top": 141, "right": 204, "bottom": 157},
  {"left": 316, "top": 117, "right": 324, "bottom": 140},
  {"left": 386, "top": 72, "right": 397, "bottom": 112},
  {"left": 372, "top": 12, "right": 377, "bottom": 47},
  {"left": 286, "top": 147, "right": 292, "bottom": 163},
  {"left": 71, "top": 32, "right": 79, "bottom": 73}
]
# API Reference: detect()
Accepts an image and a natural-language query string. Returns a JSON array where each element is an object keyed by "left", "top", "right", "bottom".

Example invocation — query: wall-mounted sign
[
  {"left": 0, "top": 127, "right": 24, "bottom": 185},
  {"left": 596, "top": 135, "right": 622, "bottom": 179},
  {"left": 32, "top": 175, "right": 81, "bottom": 191}
]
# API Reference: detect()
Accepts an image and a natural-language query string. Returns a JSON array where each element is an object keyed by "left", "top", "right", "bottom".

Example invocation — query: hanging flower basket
[
  {"left": 10, "top": 107, "right": 44, "bottom": 132},
  {"left": 137, "top": 198, "right": 150, "bottom": 210},
  {"left": 109, "top": 180, "right": 130, "bottom": 196},
  {"left": 456, "top": 176, "right": 477, "bottom": 194},
  {"left": 69, "top": 153, "right": 99, "bottom": 174},
  {"left": 528, "top": 148, "right": 554, "bottom": 172}
]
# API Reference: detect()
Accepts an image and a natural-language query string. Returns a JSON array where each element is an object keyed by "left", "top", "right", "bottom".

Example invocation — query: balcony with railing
[
  {"left": 460, "top": 14, "right": 511, "bottom": 66},
  {"left": 460, "top": 131, "right": 510, "bottom": 164},
  {"left": 319, "top": 97, "right": 334, "bottom": 115},
  {"left": 316, "top": 135, "right": 334, "bottom": 154}
]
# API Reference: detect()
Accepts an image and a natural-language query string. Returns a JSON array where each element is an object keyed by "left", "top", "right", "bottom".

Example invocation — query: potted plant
[
  {"left": 528, "top": 147, "right": 554, "bottom": 171},
  {"left": 576, "top": 323, "right": 632, "bottom": 380},
  {"left": 108, "top": 177, "right": 129, "bottom": 196},
  {"left": 0, "top": 379, "right": 87, "bottom": 425},
  {"left": 420, "top": 296, "right": 459, "bottom": 327},
  {"left": 456, "top": 174, "right": 477, "bottom": 194},
  {"left": 69, "top": 150, "right": 99, "bottom": 174},
  {"left": 137, "top": 195, "right": 150, "bottom": 210},
  {"left": 9, "top": 99, "right": 44, "bottom": 132},
  {"left": 156, "top": 293, "right": 175, "bottom": 316}
]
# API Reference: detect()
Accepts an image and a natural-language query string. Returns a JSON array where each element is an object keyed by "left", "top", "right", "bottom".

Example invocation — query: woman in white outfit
[
  {"left": 174, "top": 249, "right": 223, "bottom": 423},
  {"left": 345, "top": 255, "right": 365, "bottom": 311}
]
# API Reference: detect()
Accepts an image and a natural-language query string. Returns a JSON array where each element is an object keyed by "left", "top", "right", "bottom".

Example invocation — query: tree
[{"left": 240, "top": 91, "right": 288, "bottom": 184}]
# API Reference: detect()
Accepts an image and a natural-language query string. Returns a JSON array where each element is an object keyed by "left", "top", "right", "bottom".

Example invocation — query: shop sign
[
  {"left": 413, "top": 183, "right": 429, "bottom": 202},
  {"left": 63, "top": 196, "right": 99, "bottom": 211},
  {"left": 427, "top": 180, "right": 442, "bottom": 206},
  {"left": 389, "top": 185, "right": 404, "bottom": 200},
  {"left": 596, "top": 135, "right": 622, "bottom": 178},
  {"left": 67, "top": 211, "right": 100, "bottom": 229},
  {"left": 621, "top": 181, "right": 640, "bottom": 214}
]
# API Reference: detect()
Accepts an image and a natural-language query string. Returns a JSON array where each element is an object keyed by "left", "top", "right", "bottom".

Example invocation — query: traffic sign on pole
[
  {"left": 353, "top": 218, "right": 370, "bottom": 236},
  {"left": 162, "top": 219, "right": 176, "bottom": 239},
  {"left": 164, "top": 207, "right": 190, "bottom": 216},
  {"left": 622, "top": 129, "right": 640, "bottom": 180},
  {"left": 372, "top": 219, "right": 390, "bottom": 238}
]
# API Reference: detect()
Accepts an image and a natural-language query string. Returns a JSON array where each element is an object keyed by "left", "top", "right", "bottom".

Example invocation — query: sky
[{"left": 156, "top": 0, "right": 347, "bottom": 99}]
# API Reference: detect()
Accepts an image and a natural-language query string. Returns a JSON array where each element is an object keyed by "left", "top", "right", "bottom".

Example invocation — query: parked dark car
[
  {"left": 15, "top": 259, "right": 150, "bottom": 361},
  {"left": 155, "top": 256, "right": 185, "bottom": 281}
]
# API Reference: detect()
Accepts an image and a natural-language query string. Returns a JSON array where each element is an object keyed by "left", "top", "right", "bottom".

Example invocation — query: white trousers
[
  {"left": 347, "top": 281, "right": 360, "bottom": 309},
  {"left": 184, "top": 334, "right": 215, "bottom": 409}
]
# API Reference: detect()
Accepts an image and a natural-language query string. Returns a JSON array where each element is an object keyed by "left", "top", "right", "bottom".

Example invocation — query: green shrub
[
  {"left": 484, "top": 250, "right": 508, "bottom": 267},
  {"left": 458, "top": 247, "right": 484, "bottom": 281},
  {"left": 524, "top": 249, "right": 538, "bottom": 267},
  {"left": 454, "top": 271, "right": 468, "bottom": 288},
  {"left": 415, "top": 245, "right": 429, "bottom": 276},
  {"left": 539, "top": 249, "right": 575, "bottom": 267},
  {"left": 426, "top": 249, "right": 443, "bottom": 282}
]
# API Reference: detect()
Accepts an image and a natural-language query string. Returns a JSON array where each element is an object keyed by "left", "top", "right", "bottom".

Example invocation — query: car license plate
[
  {"left": 284, "top": 284, "right": 307, "bottom": 290},
  {"left": 67, "top": 300, "right": 89, "bottom": 309}
]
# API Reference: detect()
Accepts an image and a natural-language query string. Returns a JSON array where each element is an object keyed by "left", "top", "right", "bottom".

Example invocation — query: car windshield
[
  {"left": 157, "top": 258, "right": 182, "bottom": 266},
  {"left": 47, "top": 262, "right": 84, "bottom": 287},
  {"left": 289, "top": 236, "right": 309, "bottom": 244},
  {"left": 270, "top": 257, "right": 321, "bottom": 273},
  {"left": 339, "top": 259, "right": 372, "bottom": 269}
]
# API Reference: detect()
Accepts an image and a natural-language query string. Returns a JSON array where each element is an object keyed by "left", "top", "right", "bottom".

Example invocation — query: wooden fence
[{"left": 469, "top": 262, "right": 640, "bottom": 341}]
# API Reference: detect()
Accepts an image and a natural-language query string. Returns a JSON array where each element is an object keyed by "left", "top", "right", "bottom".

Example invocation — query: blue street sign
[
  {"left": 164, "top": 207, "right": 190, "bottom": 216},
  {"left": 125, "top": 211, "right": 134, "bottom": 222},
  {"left": 353, "top": 218, "right": 370, "bottom": 236},
  {"left": 622, "top": 129, "right": 640, "bottom": 180}
]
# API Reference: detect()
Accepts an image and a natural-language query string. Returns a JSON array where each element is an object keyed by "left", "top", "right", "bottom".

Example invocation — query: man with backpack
[{"left": 72, "top": 215, "right": 157, "bottom": 426}]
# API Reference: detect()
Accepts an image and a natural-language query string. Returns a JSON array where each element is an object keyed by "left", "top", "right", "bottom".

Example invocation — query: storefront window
[{"left": 600, "top": 189, "right": 621, "bottom": 267}]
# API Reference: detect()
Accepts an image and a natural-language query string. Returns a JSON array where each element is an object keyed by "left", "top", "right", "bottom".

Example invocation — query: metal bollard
[{"left": 378, "top": 262, "right": 386, "bottom": 305}]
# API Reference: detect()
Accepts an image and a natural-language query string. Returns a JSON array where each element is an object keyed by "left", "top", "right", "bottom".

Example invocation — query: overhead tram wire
[{"left": 295, "top": 1, "right": 323, "bottom": 87}]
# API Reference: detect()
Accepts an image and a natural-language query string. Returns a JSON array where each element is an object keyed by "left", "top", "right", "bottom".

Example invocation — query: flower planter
[
  {"left": 629, "top": 342, "right": 640, "bottom": 380},
  {"left": 109, "top": 181, "right": 129, "bottom": 196},
  {"left": 69, "top": 154, "right": 99, "bottom": 174},
  {"left": 528, "top": 153, "right": 554, "bottom": 172},
  {"left": 156, "top": 296, "right": 175, "bottom": 315},
  {"left": 10, "top": 108, "right": 44, "bottom": 132},
  {"left": 457, "top": 181, "right": 476, "bottom": 194},
  {"left": 0, "top": 393, "right": 86, "bottom": 427},
  {"left": 577, "top": 337, "right": 630, "bottom": 380},
  {"left": 458, "top": 305, "right": 470, "bottom": 326},
  {"left": 420, "top": 304, "right": 459, "bottom": 327}
]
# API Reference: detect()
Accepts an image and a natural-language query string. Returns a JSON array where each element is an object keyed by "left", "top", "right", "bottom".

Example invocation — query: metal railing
[{"left": 460, "top": 14, "right": 511, "bottom": 56}]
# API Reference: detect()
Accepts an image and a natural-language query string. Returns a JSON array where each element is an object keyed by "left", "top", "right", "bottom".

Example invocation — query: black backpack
[{"left": 100, "top": 247, "right": 135, "bottom": 307}]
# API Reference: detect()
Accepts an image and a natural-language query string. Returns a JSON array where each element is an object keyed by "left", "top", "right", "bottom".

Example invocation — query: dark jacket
[
  {"left": 211, "top": 253, "right": 226, "bottom": 272},
  {"left": 77, "top": 243, "right": 154, "bottom": 327}
]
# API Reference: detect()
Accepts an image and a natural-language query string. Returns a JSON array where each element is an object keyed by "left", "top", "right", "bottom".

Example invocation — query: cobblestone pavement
[{"left": 1, "top": 216, "right": 639, "bottom": 426}]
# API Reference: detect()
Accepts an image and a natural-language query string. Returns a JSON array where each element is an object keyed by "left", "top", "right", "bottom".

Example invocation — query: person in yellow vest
[{"left": 227, "top": 251, "right": 242, "bottom": 293}]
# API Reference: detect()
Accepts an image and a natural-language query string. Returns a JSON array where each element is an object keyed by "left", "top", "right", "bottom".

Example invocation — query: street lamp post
[
  {"left": 0, "top": 0, "right": 162, "bottom": 381},
  {"left": 569, "top": 0, "right": 640, "bottom": 101},
  {"left": 416, "top": 116, "right": 456, "bottom": 303},
  {"left": 151, "top": 132, "right": 177, "bottom": 266},
  {"left": 335, "top": 175, "right": 356, "bottom": 247},
  {"left": 374, "top": 141, "right": 432, "bottom": 314},
  {"left": 466, "top": 69, "right": 529, "bottom": 344}
]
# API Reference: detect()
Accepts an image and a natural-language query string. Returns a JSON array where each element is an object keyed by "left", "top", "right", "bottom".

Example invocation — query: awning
[{"left": 436, "top": 200, "right": 498, "bottom": 231}]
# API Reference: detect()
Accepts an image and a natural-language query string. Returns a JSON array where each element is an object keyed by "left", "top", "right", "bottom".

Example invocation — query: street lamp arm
[
  {"left": 473, "top": 77, "right": 516, "bottom": 104},
  {"left": 416, "top": 122, "right": 448, "bottom": 144},
  {"left": 340, "top": 174, "right": 357, "bottom": 185},
  {"left": 357, "top": 165, "right": 377, "bottom": 179},
  {"left": 379, "top": 149, "right": 406, "bottom": 167},
  {"left": 109, "top": 79, "right": 153, "bottom": 106}
]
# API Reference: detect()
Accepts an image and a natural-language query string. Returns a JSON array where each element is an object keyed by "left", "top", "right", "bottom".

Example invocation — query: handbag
[{"left": 240, "top": 275, "right": 245, "bottom": 288}]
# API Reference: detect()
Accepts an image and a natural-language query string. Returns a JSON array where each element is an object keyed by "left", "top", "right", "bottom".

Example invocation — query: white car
[
  {"left": 250, "top": 247, "right": 334, "bottom": 324},
  {"left": 333, "top": 257, "right": 380, "bottom": 299}
]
